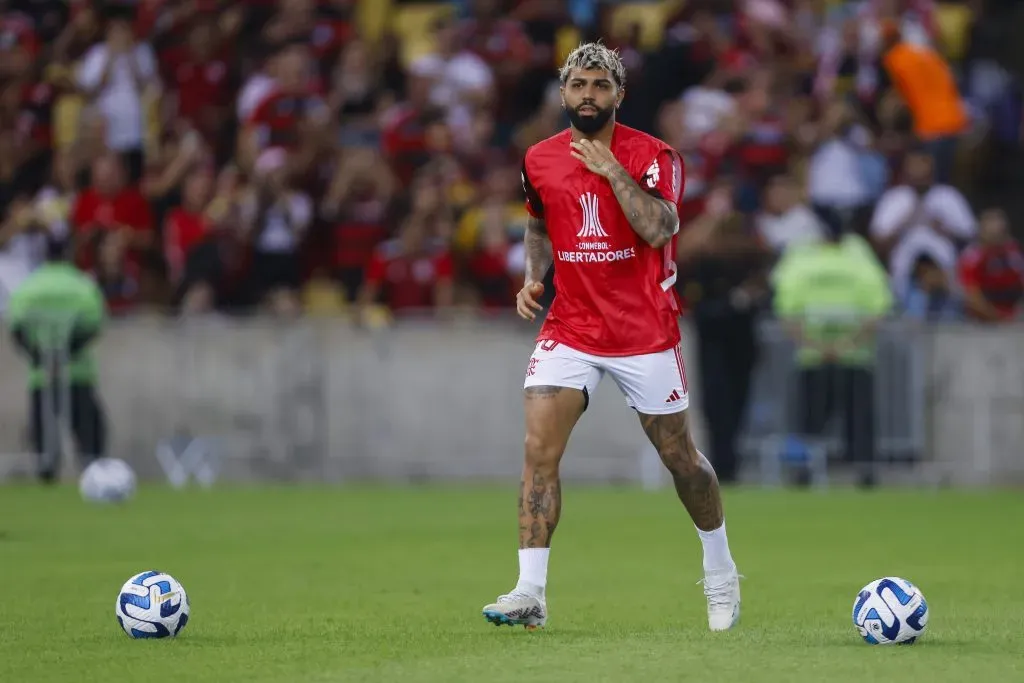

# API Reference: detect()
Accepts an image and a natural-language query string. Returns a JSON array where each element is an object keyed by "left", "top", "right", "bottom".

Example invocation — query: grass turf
[{"left": 0, "top": 485, "right": 1022, "bottom": 682}]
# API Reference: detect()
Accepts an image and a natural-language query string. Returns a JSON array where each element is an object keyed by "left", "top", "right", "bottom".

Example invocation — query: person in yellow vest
[{"left": 879, "top": 20, "right": 969, "bottom": 184}]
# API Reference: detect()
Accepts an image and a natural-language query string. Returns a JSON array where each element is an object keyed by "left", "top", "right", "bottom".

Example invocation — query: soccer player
[{"left": 481, "top": 43, "right": 741, "bottom": 632}]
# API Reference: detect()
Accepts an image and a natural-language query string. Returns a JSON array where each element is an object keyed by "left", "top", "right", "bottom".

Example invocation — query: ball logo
[{"left": 577, "top": 192, "right": 609, "bottom": 239}]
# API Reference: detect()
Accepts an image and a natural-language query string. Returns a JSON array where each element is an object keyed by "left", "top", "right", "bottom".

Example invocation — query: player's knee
[
  {"left": 524, "top": 433, "right": 563, "bottom": 470},
  {"left": 644, "top": 412, "right": 700, "bottom": 475}
]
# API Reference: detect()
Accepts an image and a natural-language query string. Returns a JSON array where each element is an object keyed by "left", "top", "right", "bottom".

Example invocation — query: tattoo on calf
[
  {"left": 640, "top": 410, "right": 724, "bottom": 531},
  {"left": 518, "top": 469, "right": 562, "bottom": 548}
]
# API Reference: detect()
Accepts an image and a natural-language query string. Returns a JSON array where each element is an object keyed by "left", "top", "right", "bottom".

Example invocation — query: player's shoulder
[
  {"left": 614, "top": 123, "right": 674, "bottom": 154},
  {"left": 524, "top": 128, "right": 572, "bottom": 162}
]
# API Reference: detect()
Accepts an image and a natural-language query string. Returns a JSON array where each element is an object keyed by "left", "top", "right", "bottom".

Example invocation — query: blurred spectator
[
  {"left": 458, "top": 0, "right": 532, "bottom": 131},
  {"left": 957, "top": 207, "right": 1024, "bottom": 322},
  {"left": 71, "top": 153, "right": 154, "bottom": 272},
  {"left": 328, "top": 38, "right": 388, "bottom": 148},
  {"left": 0, "top": 1, "right": 37, "bottom": 82},
  {"left": 807, "top": 102, "right": 889, "bottom": 217},
  {"left": 678, "top": 180, "right": 771, "bottom": 483},
  {"left": 729, "top": 69, "right": 791, "bottom": 212},
  {"left": 240, "top": 42, "right": 329, "bottom": 174},
  {"left": 164, "top": 167, "right": 216, "bottom": 314},
  {"left": 381, "top": 70, "right": 444, "bottom": 185},
  {"left": 455, "top": 164, "right": 528, "bottom": 308},
  {"left": 91, "top": 228, "right": 141, "bottom": 315},
  {"left": 902, "top": 252, "right": 961, "bottom": 321},
  {"left": 870, "top": 150, "right": 976, "bottom": 301},
  {"left": 676, "top": 69, "right": 741, "bottom": 150},
  {"left": 76, "top": 4, "right": 159, "bottom": 182},
  {"left": 410, "top": 16, "right": 494, "bottom": 141},
  {"left": 321, "top": 146, "right": 396, "bottom": 302},
  {"left": 0, "top": 150, "right": 75, "bottom": 297},
  {"left": 0, "top": 193, "right": 49, "bottom": 295},
  {"left": 0, "top": 0, "right": 1018, "bottom": 325},
  {"left": 756, "top": 173, "right": 823, "bottom": 255},
  {"left": 141, "top": 126, "right": 208, "bottom": 230},
  {"left": 773, "top": 205, "right": 894, "bottom": 488},
  {"left": 357, "top": 174, "right": 454, "bottom": 318},
  {"left": 879, "top": 21, "right": 969, "bottom": 183},
  {"left": 161, "top": 18, "right": 234, "bottom": 155},
  {"left": 240, "top": 147, "right": 312, "bottom": 316}
]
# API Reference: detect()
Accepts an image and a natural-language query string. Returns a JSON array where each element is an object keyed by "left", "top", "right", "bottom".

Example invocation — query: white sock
[
  {"left": 516, "top": 548, "right": 549, "bottom": 596},
  {"left": 696, "top": 520, "right": 736, "bottom": 573}
]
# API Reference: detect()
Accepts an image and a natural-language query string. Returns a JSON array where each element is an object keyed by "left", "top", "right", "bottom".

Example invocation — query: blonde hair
[{"left": 559, "top": 41, "right": 626, "bottom": 88}]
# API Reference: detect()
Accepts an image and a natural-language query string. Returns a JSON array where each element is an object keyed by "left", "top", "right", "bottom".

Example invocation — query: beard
[{"left": 566, "top": 103, "right": 614, "bottom": 135}]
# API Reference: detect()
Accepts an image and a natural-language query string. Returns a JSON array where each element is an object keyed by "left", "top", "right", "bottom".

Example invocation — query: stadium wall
[{"left": 0, "top": 318, "right": 1021, "bottom": 486}]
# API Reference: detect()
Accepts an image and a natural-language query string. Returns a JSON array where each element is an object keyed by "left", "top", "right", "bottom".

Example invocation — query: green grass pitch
[{"left": 1, "top": 485, "right": 1023, "bottom": 682}]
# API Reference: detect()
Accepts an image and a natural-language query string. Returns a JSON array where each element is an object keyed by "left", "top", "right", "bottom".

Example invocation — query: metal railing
[{"left": 738, "top": 319, "right": 927, "bottom": 487}]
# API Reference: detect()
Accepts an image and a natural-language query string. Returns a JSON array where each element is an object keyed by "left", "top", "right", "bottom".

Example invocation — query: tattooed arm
[
  {"left": 570, "top": 139, "right": 679, "bottom": 248},
  {"left": 605, "top": 165, "right": 679, "bottom": 248},
  {"left": 516, "top": 216, "right": 552, "bottom": 321},
  {"left": 524, "top": 216, "right": 552, "bottom": 284}
]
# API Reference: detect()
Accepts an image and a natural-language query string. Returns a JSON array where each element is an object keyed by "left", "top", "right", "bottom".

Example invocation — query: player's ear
[
  {"left": 615, "top": 86, "right": 625, "bottom": 109},
  {"left": 559, "top": 85, "right": 566, "bottom": 108}
]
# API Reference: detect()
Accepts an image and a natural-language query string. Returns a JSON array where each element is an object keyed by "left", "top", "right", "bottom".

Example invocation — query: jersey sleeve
[
  {"left": 640, "top": 149, "right": 684, "bottom": 204},
  {"left": 521, "top": 159, "right": 544, "bottom": 219}
]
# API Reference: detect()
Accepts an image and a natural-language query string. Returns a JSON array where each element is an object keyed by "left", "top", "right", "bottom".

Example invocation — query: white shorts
[{"left": 523, "top": 339, "right": 690, "bottom": 415}]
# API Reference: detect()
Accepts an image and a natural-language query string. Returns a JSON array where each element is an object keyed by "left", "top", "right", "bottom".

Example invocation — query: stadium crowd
[{"left": 0, "top": 0, "right": 1022, "bottom": 325}]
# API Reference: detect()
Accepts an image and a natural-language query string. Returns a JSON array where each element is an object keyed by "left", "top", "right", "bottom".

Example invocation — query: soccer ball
[
  {"left": 79, "top": 458, "right": 136, "bottom": 503},
  {"left": 116, "top": 570, "right": 191, "bottom": 639},
  {"left": 852, "top": 576, "right": 929, "bottom": 645}
]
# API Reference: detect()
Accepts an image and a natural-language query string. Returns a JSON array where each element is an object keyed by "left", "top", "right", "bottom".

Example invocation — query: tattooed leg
[
  {"left": 479, "top": 384, "right": 585, "bottom": 628},
  {"left": 519, "top": 385, "right": 586, "bottom": 548},
  {"left": 638, "top": 409, "right": 724, "bottom": 531},
  {"left": 639, "top": 408, "right": 741, "bottom": 630}
]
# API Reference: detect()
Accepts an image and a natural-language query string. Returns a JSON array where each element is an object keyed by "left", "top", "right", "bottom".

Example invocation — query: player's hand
[
  {"left": 516, "top": 281, "right": 544, "bottom": 321},
  {"left": 569, "top": 139, "right": 622, "bottom": 179}
]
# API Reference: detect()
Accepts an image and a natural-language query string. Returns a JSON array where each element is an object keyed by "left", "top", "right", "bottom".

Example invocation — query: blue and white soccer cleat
[{"left": 482, "top": 589, "right": 547, "bottom": 630}]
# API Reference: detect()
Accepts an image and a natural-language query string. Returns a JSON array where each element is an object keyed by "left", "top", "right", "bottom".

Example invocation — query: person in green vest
[
  {"left": 5, "top": 240, "right": 108, "bottom": 483},
  {"left": 772, "top": 205, "right": 894, "bottom": 487}
]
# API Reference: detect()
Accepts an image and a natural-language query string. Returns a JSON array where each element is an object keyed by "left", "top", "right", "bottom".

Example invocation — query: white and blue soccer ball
[
  {"left": 852, "top": 576, "right": 929, "bottom": 645},
  {"left": 116, "top": 570, "right": 190, "bottom": 639},
  {"left": 79, "top": 458, "right": 136, "bottom": 503}
]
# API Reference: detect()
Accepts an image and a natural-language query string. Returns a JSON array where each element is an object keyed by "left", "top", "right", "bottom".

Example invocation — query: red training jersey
[{"left": 522, "top": 123, "right": 684, "bottom": 356}]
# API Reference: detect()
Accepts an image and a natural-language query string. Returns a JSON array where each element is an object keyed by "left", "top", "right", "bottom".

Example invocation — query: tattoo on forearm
[
  {"left": 607, "top": 167, "right": 678, "bottom": 247},
  {"left": 639, "top": 411, "right": 724, "bottom": 531},
  {"left": 524, "top": 217, "right": 552, "bottom": 283},
  {"left": 518, "top": 468, "right": 562, "bottom": 548}
]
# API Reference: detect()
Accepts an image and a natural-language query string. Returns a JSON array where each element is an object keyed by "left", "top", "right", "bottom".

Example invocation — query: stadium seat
[
  {"left": 390, "top": 3, "right": 457, "bottom": 67},
  {"left": 356, "top": 0, "right": 393, "bottom": 43},
  {"left": 52, "top": 94, "right": 85, "bottom": 151},
  {"left": 935, "top": 2, "right": 973, "bottom": 62},
  {"left": 606, "top": 0, "right": 685, "bottom": 53},
  {"left": 555, "top": 25, "right": 582, "bottom": 65}
]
